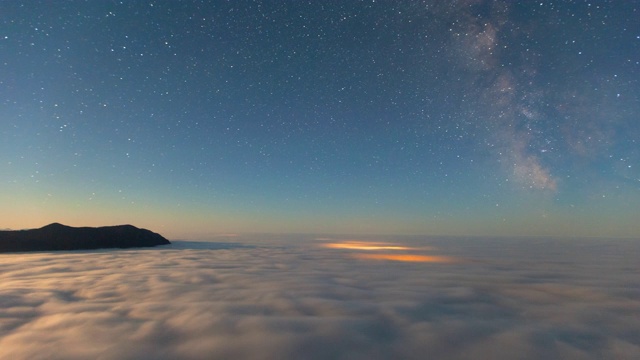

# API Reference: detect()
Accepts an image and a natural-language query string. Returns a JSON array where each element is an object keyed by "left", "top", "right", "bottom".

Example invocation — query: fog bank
[{"left": 1, "top": 236, "right": 638, "bottom": 359}]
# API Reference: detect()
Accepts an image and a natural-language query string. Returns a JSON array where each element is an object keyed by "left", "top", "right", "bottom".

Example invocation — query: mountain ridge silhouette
[{"left": 0, "top": 223, "right": 170, "bottom": 253}]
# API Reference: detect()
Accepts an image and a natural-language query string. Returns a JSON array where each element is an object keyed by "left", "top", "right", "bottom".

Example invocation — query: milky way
[{"left": 2, "top": 1, "right": 639, "bottom": 236}]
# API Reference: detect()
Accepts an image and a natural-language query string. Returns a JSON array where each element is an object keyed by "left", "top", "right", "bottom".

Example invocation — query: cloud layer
[{"left": 1, "top": 235, "right": 639, "bottom": 359}]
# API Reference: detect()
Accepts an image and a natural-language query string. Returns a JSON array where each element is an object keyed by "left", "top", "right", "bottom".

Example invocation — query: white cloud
[{"left": 0, "top": 236, "right": 638, "bottom": 359}]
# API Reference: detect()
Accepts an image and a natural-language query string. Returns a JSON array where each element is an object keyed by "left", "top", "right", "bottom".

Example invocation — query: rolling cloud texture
[{"left": 1, "top": 236, "right": 638, "bottom": 359}]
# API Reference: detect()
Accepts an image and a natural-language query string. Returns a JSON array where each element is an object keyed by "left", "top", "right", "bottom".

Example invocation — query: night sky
[{"left": 2, "top": 1, "right": 639, "bottom": 238}]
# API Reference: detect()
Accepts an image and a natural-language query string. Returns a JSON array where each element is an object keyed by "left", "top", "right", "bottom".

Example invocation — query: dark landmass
[{"left": 0, "top": 223, "right": 171, "bottom": 253}]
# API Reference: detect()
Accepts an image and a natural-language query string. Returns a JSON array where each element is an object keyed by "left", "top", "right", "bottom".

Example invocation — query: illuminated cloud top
[{"left": 0, "top": 235, "right": 638, "bottom": 359}]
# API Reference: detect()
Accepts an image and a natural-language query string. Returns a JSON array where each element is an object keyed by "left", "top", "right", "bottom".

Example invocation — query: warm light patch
[
  {"left": 353, "top": 253, "right": 458, "bottom": 263},
  {"left": 322, "top": 242, "right": 412, "bottom": 251},
  {"left": 319, "top": 240, "right": 457, "bottom": 263}
]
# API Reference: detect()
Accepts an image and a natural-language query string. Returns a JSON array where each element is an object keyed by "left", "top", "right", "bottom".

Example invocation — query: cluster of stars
[{"left": 1, "top": 1, "right": 638, "bottom": 235}]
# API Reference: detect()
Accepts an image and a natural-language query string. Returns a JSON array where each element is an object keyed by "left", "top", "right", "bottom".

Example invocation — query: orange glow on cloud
[
  {"left": 320, "top": 240, "right": 458, "bottom": 263},
  {"left": 353, "top": 253, "right": 457, "bottom": 263},
  {"left": 322, "top": 242, "right": 411, "bottom": 251}
]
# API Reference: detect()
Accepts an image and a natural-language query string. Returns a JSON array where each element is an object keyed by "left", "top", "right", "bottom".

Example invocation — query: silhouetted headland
[{"left": 0, "top": 223, "right": 171, "bottom": 253}]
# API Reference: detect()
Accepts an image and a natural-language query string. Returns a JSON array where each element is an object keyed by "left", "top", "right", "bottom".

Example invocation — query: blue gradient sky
[{"left": 2, "top": 1, "right": 639, "bottom": 238}]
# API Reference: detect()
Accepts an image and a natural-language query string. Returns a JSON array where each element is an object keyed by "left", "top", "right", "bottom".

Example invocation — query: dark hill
[{"left": 0, "top": 223, "right": 171, "bottom": 253}]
